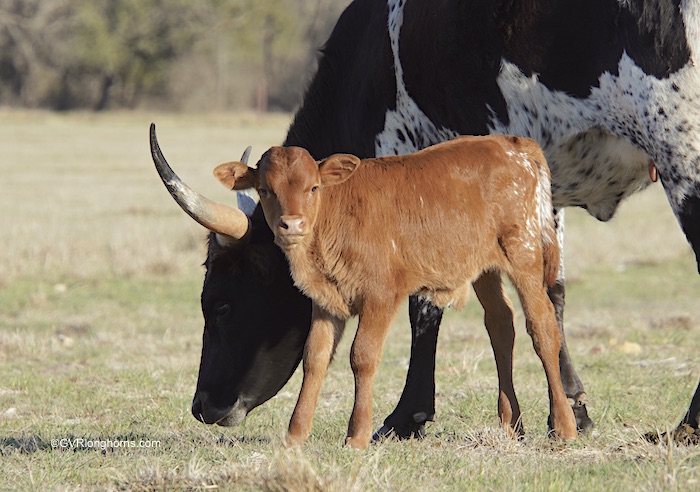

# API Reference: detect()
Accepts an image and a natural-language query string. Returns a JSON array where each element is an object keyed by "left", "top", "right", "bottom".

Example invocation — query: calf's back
[{"left": 307, "top": 134, "right": 551, "bottom": 314}]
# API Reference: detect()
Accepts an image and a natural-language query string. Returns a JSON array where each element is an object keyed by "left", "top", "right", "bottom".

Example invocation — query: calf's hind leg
[
  {"left": 500, "top": 228, "right": 576, "bottom": 439},
  {"left": 510, "top": 270, "right": 577, "bottom": 440},
  {"left": 473, "top": 271, "right": 522, "bottom": 437}
]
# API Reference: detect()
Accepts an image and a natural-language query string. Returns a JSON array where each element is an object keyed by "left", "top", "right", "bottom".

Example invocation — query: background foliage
[{"left": 0, "top": 0, "right": 350, "bottom": 111}]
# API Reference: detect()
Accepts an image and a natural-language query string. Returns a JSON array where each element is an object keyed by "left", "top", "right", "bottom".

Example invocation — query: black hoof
[
  {"left": 372, "top": 412, "right": 430, "bottom": 441},
  {"left": 645, "top": 424, "right": 700, "bottom": 445},
  {"left": 571, "top": 392, "right": 594, "bottom": 433}
]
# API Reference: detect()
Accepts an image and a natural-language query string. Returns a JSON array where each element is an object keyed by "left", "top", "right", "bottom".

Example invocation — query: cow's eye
[
  {"left": 310, "top": 186, "right": 319, "bottom": 194},
  {"left": 216, "top": 304, "right": 231, "bottom": 318}
]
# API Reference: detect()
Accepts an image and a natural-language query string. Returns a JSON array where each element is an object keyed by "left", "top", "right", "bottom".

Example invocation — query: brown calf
[{"left": 214, "top": 134, "right": 577, "bottom": 449}]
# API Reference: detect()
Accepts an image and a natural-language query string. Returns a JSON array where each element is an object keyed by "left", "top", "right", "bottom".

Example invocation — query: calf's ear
[
  {"left": 318, "top": 154, "right": 361, "bottom": 186},
  {"left": 213, "top": 162, "right": 257, "bottom": 190}
]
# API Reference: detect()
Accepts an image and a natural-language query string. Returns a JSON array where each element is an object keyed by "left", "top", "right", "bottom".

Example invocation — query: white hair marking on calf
[{"left": 536, "top": 162, "right": 556, "bottom": 249}]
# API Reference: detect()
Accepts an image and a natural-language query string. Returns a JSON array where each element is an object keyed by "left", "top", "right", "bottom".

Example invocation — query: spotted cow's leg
[
  {"left": 646, "top": 380, "right": 700, "bottom": 445},
  {"left": 373, "top": 295, "right": 442, "bottom": 440},
  {"left": 676, "top": 381, "right": 700, "bottom": 442},
  {"left": 550, "top": 209, "right": 594, "bottom": 432},
  {"left": 683, "top": 381, "right": 700, "bottom": 426}
]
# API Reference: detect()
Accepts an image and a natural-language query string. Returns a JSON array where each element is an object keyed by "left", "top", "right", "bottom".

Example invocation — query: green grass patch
[{"left": 2, "top": 111, "right": 700, "bottom": 490}]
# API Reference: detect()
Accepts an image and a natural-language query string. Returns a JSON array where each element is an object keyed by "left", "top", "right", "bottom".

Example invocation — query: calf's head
[{"left": 214, "top": 146, "right": 361, "bottom": 250}]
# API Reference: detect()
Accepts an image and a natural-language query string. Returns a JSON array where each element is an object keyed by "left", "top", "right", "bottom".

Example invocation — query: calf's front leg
[
  {"left": 346, "top": 297, "right": 401, "bottom": 449},
  {"left": 287, "top": 303, "right": 345, "bottom": 447}
]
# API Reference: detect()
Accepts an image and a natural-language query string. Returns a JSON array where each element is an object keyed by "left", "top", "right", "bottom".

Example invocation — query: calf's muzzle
[{"left": 278, "top": 215, "right": 306, "bottom": 236}]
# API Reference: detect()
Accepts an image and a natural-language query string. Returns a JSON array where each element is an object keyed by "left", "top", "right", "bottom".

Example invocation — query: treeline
[{"left": 0, "top": 0, "right": 349, "bottom": 111}]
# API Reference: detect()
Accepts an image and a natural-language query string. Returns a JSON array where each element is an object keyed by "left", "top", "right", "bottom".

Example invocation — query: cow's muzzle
[{"left": 191, "top": 391, "right": 248, "bottom": 426}]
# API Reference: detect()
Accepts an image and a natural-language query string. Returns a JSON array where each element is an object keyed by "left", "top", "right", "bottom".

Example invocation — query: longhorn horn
[
  {"left": 240, "top": 145, "right": 252, "bottom": 166},
  {"left": 150, "top": 123, "right": 251, "bottom": 241}
]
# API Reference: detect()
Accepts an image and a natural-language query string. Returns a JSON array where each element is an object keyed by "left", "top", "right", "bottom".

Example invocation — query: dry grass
[
  {"left": 1, "top": 110, "right": 700, "bottom": 490},
  {"left": 0, "top": 109, "right": 290, "bottom": 282}
]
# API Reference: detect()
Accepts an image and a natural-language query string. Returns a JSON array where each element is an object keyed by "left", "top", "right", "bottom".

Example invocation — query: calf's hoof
[
  {"left": 571, "top": 392, "right": 594, "bottom": 433},
  {"left": 547, "top": 406, "right": 578, "bottom": 441},
  {"left": 548, "top": 422, "right": 578, "bottom": 440},
  {"left": 503, "top": 420, "right": 525, "bottom": 440},
  {"left": 345, "top": 435, "right": 370, "bottom": 450},
  {"left": 285, "top": 433, "right": 307, "bottom": 448},
  {"left": 372, "top": 411, "right": 429, "bottom": 441}
]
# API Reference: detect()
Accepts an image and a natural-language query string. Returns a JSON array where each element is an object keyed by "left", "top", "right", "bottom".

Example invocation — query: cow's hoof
[
  {"left": 372, "top": 412, "right": 429, "bottom": 441},
  {"left": 371, "top": 422, "right": 426, "bottom": 441},
  {"left": 571, "top": 392, "right": 594, "bottom": 433},
  {"left": 645, "top": 424, "right": 700, "bottom": 445}
]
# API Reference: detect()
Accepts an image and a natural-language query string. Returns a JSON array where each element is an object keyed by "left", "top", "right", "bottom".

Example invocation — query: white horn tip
[
  {"left": 236, "top": 189, "right": 259, "bottom": 217},
  {"left": 241, "top": 146, "right": 252, "bottom": 165}
]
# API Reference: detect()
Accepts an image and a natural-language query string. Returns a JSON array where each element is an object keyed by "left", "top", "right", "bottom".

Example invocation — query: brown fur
[{"left": 215, "top": 134, "right": 577, "bottom": 449}]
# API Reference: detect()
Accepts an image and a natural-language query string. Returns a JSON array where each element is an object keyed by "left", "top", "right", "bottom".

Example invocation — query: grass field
[{"left": 1, "top": 110, "right": 699, "bottom": 491}]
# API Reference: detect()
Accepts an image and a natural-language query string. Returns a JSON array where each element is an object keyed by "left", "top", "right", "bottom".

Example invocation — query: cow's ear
[
  {"left": 213, "top": 161, "right": 257, "bottom": 190},
  {"left": 318, "top": 154, "right": 361, "bottom": 186}
]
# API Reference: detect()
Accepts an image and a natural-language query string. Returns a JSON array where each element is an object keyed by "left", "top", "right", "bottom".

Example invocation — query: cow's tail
[{"left": 533, "top": 150, "right": 560, "bottom": 287}]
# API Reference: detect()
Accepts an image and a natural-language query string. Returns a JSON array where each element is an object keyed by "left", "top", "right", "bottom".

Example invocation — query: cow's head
[
  {"left": 213, "top": 146, "right": 361, "bottom": 251},
  {"left": 150, "top": 125, "right": 311, "bottom": 426}
]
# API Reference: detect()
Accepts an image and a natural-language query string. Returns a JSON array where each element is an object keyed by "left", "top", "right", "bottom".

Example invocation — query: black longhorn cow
[{"left": 152, "top": 0, "right": 700, "bottom": 443}]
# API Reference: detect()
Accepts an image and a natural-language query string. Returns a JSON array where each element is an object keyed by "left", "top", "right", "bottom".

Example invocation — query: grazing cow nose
[
  {"left": 191, "top": 393, "right": 206, "bottom": 422},
  {"left": 279, "top": 215, "right": 305, "bottom": 235}
]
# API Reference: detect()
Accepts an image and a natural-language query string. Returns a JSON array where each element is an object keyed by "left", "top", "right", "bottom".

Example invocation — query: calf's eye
[
  {"left": 258, "top": 188, "right": 269, "bottom": 198},
  {"left": 310, "top": 186, "right": 319, "bottom": 193}
]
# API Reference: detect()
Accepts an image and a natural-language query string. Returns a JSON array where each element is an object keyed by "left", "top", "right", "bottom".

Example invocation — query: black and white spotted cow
[{"left": 154, "top": 0, "right": 700, "bottom": 443}]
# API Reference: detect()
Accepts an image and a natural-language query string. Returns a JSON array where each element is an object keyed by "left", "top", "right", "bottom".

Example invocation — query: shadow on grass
[
  {"left": 0, "top": 435, "right": 52, "bottom": 455},
  {"left": 215, "top": 434, "right": 272, "bottom": 446},
  {"left": 0, "top": 432, "right": 273, "bottom": 456}
]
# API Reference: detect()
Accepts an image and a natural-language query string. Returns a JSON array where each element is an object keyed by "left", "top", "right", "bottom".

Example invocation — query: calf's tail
[{"left": 533, "top": 151, "right": 560, "bottom": 287}]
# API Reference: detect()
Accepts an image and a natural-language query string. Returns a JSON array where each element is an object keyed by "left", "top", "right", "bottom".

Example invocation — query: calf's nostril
[{"left": 279, "top": 217, "right": 305, "bottom": 234}]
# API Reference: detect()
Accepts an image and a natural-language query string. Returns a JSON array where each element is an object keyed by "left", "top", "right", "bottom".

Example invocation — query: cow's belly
[{"left": 547, "top": 128, "right": 653, "bottom": 221}]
